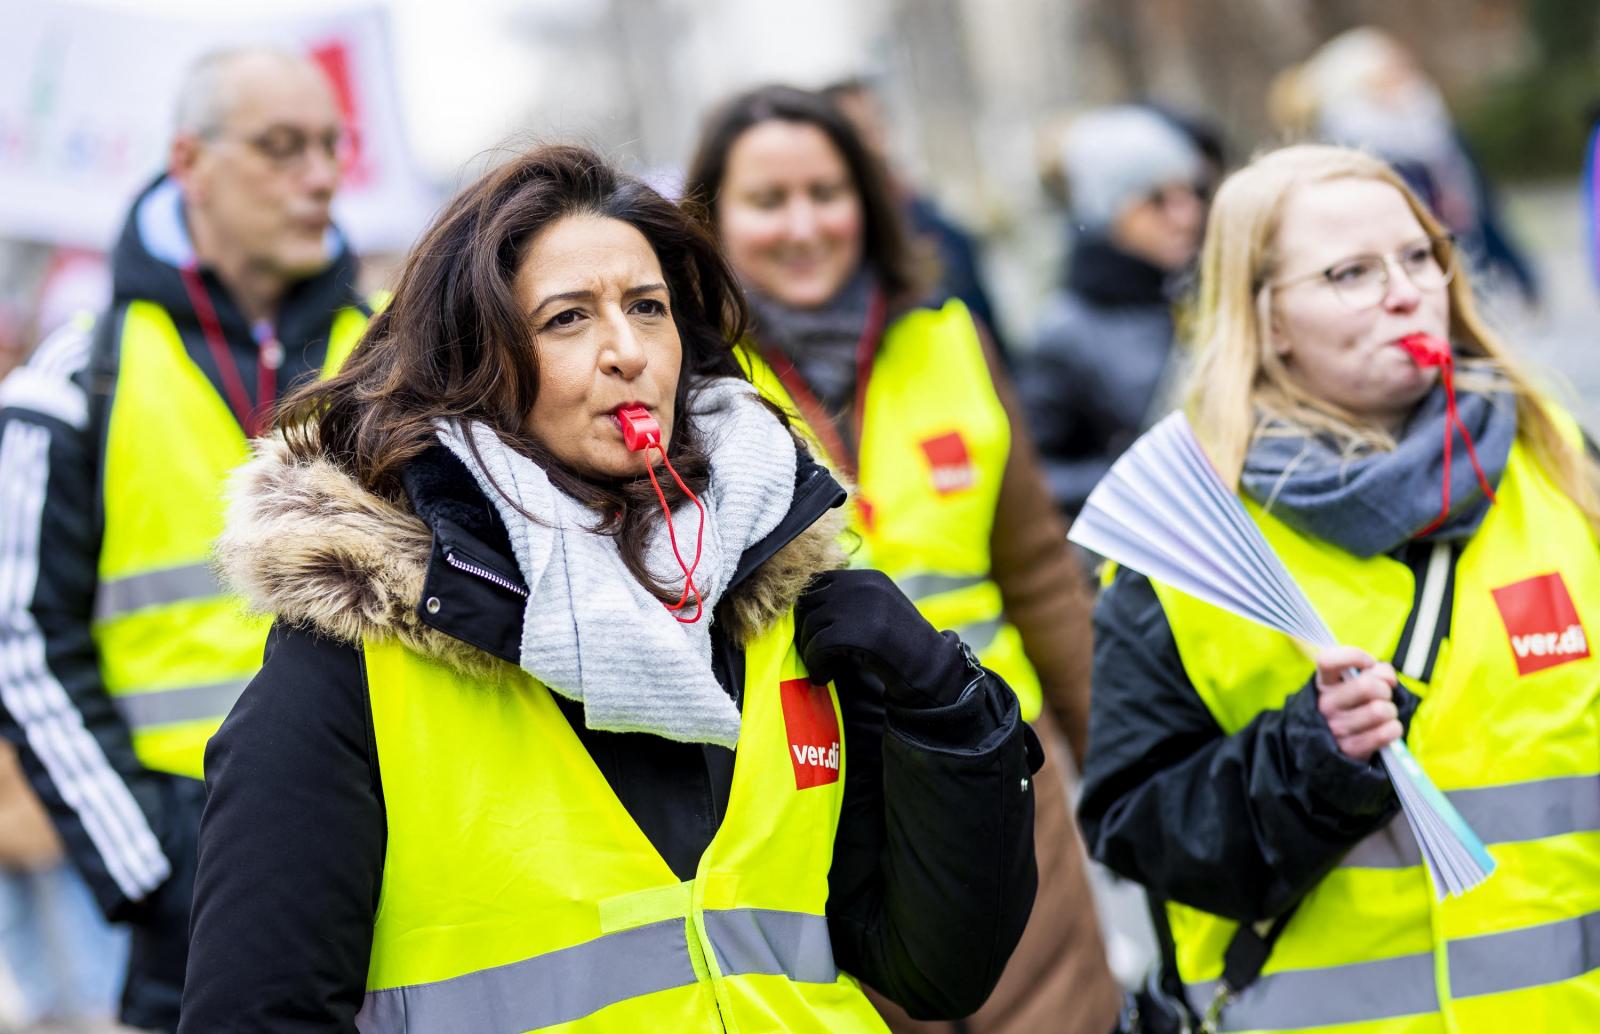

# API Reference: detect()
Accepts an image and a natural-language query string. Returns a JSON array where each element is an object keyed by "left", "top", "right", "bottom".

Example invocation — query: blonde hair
[
  {"left": 1185, "top": 144, "right": 1600, "bottom": 535},
  {"left": 1265, "top": 28, "right": 1409, "bottom": 141}
]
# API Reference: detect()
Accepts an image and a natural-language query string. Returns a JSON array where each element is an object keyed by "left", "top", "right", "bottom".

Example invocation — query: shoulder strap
[
  {"left": 1202, "top": 906, "right": 1298, "bottom": 1029},
  {"left": 1390, "top": 540, "right": 1458, "bottom": 683},
  {"left": 1146, "top": 891, "right": 1191, "bottom": 1014}
]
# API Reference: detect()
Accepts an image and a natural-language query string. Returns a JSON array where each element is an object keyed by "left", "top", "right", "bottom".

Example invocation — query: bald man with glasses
[{"left": 0, "top": 47, "right": 375, "bottom": 1030}]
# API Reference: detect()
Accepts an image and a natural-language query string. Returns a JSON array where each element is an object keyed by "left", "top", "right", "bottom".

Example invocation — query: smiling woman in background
[
  {"left": 685, "top": 86, "right": 1123, "bottom": 1034},
  {"left": 1079, "top": 144, "right": 1600, "bottom": 1033},
  {"left": 176, "top": 144, "right": 1040, "bottom": 1032}
]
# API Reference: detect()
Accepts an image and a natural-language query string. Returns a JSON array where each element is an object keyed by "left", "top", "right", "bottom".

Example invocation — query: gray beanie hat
[{"left": 1060, "top": 106, "right": 1203, "bottom": 231}]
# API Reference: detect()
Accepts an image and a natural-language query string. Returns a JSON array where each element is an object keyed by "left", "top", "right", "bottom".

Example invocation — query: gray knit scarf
[
  {"left": 435, "top": 378, "right": 796, "bottom": 747},
  {"left": 745, "top": 267, "right": 876, "bottom": 413},
  {"left": 1240, "top": 383, "right": 1518, "bottom": 557}
]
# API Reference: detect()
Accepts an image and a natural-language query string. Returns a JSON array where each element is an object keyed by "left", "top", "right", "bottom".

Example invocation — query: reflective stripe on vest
[
  {"left": 357, "top": 910, "right": 838, "bottom": 1034},
  {"left": 898, "top": 572, "right": 987, "bottom": 600},
  {"left": 94, "top": 299, "right": 366, "bottom": 777},
  {"left": 1186, "top": 909, "right": 1600, "bottom": 1032},
  {"left": 737, "top": 300, "right": 1043, "bottom": 720},
  {"left": 1342, "top": 774, "right": 1600, "bottom": 869},
  {"left": 1150, "top": 426, "right": 1600, "bottom": 1033},
  {"left": 703, "top": 907, "right": 838, "bottom": 983},
  {"left": 360, "top": 611, "right": 888, "bottom": 1032},
  {"left": 111, "top": 677, "right": 253, "bottom": 730},
  {"left": 94, "top": 561, "right": 222, "bottom": 622},
  {"left": 1187, "top": 951, "right": 1439, "bottom": 1031}
]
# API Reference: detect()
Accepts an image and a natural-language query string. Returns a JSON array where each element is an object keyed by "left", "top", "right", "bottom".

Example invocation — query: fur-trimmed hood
[{"left": 216, "top": 435, "right": 848, "bottom": 680}]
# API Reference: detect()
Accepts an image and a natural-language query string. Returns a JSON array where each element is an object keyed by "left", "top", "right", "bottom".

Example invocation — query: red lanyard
[
  {"left": 757, "top": 288, "right": 887, "bottom": 481},
  {"left": 178, "top": 264, "right": 281, "bottom": 438}
]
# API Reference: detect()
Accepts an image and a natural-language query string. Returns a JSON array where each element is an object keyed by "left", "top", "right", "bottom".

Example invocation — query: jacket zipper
[{"left": 443, "top": 549, "right": 529, "bottom": 597}]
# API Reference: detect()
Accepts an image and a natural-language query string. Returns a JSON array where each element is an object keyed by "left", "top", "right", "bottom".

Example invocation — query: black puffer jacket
[{"left": 178, "top": 436, "right": 1041, "bottom": 1032}]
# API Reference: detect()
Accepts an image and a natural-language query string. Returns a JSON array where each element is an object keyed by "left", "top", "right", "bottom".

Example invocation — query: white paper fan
[{"left": 1071, "top": 411, "right": 1494, "bottom": 899}]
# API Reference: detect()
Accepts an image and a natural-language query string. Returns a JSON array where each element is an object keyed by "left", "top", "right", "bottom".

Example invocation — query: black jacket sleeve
[
  {"left": 179, "top": 623, "right": 383, "bottom": 1034},
  {"left": 1077, "top": 569, "right": 1412, "bottom": 922},
  {"left": 0, "top": 317, "right": 184, "bottom": 921},
  {"left": 826, "top": 666, "right": 1041, "bottom": 1019}
]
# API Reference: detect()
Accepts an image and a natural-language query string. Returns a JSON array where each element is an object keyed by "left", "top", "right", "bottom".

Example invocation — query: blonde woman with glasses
[{"left": 1078, "top": 144, "right": 1600, "bottom": 1034}]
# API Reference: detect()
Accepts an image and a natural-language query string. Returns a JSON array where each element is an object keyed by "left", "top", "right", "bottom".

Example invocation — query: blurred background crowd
[{"left": 1, "top": 0, "right": 1598, "bottom": 1029}]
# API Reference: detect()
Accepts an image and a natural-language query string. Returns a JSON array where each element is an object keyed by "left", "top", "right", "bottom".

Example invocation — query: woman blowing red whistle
[
  {"left": 1078, "top": 144, "right": 1600, "bottom": 1033},
  {"left": 177, "top": 144, "right": 1041, "bottom": 1033}
]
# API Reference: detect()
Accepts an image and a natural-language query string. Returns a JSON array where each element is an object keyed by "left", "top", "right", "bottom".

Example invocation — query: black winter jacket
[
  {"left": 1078, "top": 568, "right": 1421, "bottom": 924},
  {"left": 178, "top": 436, "right": 1042, "bottom": 1032},
  {"left": 1020, "top": 237, "right": 1182, "bottom": 518}
]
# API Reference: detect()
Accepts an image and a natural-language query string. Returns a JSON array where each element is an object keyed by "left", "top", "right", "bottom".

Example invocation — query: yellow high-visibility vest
[
  {"left": 1149, "top": 428, "right": 1600, "bottom": 1033},
  {"left": 738, "top": 299, "right": 1042, "bottom": 721},
  {"left": 93, "top": 299, "right": 368, "bottom": 778},
  {"left": 358, "top": 609, "right": 889, "bottom": 1033}
]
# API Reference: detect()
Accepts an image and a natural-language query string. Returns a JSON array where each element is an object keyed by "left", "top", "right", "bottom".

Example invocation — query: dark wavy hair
[
  {"left": 682, "top": 84, "right": 920, "bottom": 302},
  {"left": 277, "top": 144, "right": 751, "bottom": 600}
]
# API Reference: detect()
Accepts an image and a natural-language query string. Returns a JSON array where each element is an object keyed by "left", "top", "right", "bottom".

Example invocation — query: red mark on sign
[{"left": 307, "top": 39, "right": 371, "bottom": 187}]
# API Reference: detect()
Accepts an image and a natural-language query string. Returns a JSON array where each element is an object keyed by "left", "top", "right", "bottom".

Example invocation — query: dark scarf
[
  {"left": 1065, "top": 235, "right": 1171, "bottom": 308},
  {"left": 743, "top": 267, "right": 875, "bottom": 413},
  {"left": 1240, "top": 382, "right": 1518, "bottom": 557}
]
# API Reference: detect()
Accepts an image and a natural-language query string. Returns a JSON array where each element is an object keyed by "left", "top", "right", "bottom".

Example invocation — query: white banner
[{"left": 0, "top": 1, "right": 439, "bottom": 253}]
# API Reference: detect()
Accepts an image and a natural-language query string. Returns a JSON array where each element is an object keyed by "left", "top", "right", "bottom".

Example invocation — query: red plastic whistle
[
  {"left": 614, "top": 402, "right": 707, "bottom": 624},
  {"left": 616, "top": 405, "right": 661, "bottom": 452},
  {"left": 1398, "top": 333, "right": 1451, "bottom": 367},
  {"left": 1394, "top": 331, "right": 1498, "bottom": 533}
]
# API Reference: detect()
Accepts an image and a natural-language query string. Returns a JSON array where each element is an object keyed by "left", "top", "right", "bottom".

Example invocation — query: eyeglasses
[
  {"left": 1268, "top": 235, "right": 1456, "bottom": 309},
  {"left": 205, "top": 124, "right": 356, "bottom": 173}
]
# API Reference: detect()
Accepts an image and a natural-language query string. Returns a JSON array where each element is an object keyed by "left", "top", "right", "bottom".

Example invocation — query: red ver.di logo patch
[
  {"left": 1491, "top": 572, "right": 1591, "bottom": 676},
  {"left": 920, "top": 431, "right": 976, "bottom": 495},
  {"left": 779, "top": 678, "right": 841, "bottom": 789}
]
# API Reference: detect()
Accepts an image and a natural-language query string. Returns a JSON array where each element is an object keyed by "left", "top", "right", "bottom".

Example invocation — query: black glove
[{"left": 794, "top": 569, "right": 977, "bottom": 709}]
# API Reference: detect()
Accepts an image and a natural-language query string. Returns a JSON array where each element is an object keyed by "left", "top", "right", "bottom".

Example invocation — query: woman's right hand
[{"left": 1314, "top": 646, "right": 1403, "bottom": 762}]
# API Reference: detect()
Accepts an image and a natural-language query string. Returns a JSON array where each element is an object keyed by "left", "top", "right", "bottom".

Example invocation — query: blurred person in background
[
  {"left": 1022, "top": 105, "right": 1208, "bottom": 523},
  {"left": 686, "top": 85, "right": 1123, "bottom": 1034},
  {"left": 1080, "top": 143, "right": 1600, "bottom": 1032},
  {"left": 32, "top": 249, "right": 113, "bottom": 345},
  {"left": 1143, "top": 103, "right": 1228, "bottom": 202},
  {"left": 824, "top": 76, "right": 1012, "bottom": 364},
  {"left": 0, "top": 245, "right": 45, "bottom": 386},
  {"left": 1269, "top": 27, "right": 1540, "bottom": 307},
  {"left": 0, "top": 246, "right": 121, "bottom": 1034},
  {"left": 0, "top": 741, "right": 131, "bottom": 1033},
  {"left": 0, "top": 309, "right": 23, "bottom": 385},
  {"left": 180, "top": 143, "right": 1038, "bottom": 1031},
  {"left": 0, "top": 46, "right": 372, "bottom": 1030}
]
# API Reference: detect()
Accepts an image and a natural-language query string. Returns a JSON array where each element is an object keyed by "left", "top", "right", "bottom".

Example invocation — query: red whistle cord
[
  {"left": 1399, "top": 334, "right": 1497, "bottom": 537},
  {"left": 642, "top": 445, "right": 708, "bottom": 624},
  {"left": 614, "top": 404, "right": 708, "bottom": 623}
]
